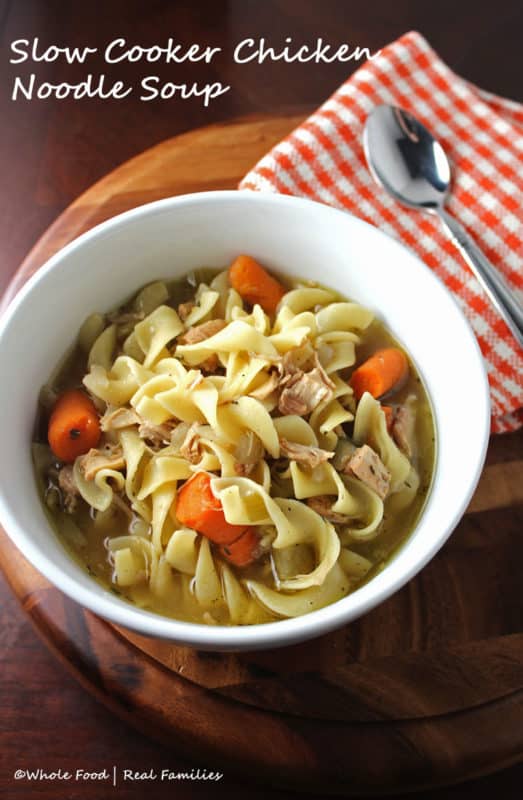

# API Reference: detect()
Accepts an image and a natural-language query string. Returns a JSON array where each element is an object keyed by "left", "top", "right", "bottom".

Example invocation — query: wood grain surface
[{"left": 1, "top": 112, "right": 522, "bottom": 796}]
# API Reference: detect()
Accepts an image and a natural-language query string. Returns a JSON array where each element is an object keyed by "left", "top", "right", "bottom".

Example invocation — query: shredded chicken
[
  {"left": 277, "top": 345, "right": 335, "bottom": 416},
  {"left": 279, "top": 437, "right": 334, "bottom": 469},
  {"left": 100, "top": 406, "right": 142, "bottom": 432},
  {"left": 345, "top": 444, "right": 390, "bottom": 500},
  {"left": 178, "top": 318, "right": 226, "bottom": 345},
  {"left": 278, "top": 366, "right": 334, "bottom": 416},
  {"left": 306, "top": 496, "right": 351, "bottom": 524},
  {"left": 391, "top": 402, "right": 416, "bottom": 458},
  {"left": 233, "top": 462, "right": 257, "bottom": 478},
  {"left": 177, "top": 319, "right": 227, "bottom": 372},
  {"left": 58, "top": 465, "right": 79, "bottom": 513},
  {"left": 199, "top": 354, "right": 219, "bottom": 373},
  {"left": 177, "top": 300, "right": 195, "bottom": 321},
  {"left": 79, "top": 444, "right": 126, "bottom": 481},
  {"left": 234, "top": 431, "right": 264, "bottom": 476},
  {"left": 280, "top": 342, "right": 315, "bottom": 376},
  {"left": 138, "top": 419, "right": 177, "bottom": 449},
  {"left": 179, "top": 422, "right": 202, "bottom": 464}
]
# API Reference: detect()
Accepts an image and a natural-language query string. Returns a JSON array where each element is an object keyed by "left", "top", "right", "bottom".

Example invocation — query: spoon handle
[{"left": 437, "top": 208, "right": 523, "bottom": 349}]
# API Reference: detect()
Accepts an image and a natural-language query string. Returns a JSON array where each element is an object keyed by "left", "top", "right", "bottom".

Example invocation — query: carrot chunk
[
  {"left": 48, "top": 390, "right": 101, "bottom": 463},
  {"left": 172, "top": 472, "right": 250, "bottom": 545},
  {"left": 219, "top": 528, "right": 261, "bottom": 568},
  {"left": 229, "top": 255, "right": 286, "bottom": 314},
  {"left": 350, "top": 348, "right": 409, "bottom": 400}
]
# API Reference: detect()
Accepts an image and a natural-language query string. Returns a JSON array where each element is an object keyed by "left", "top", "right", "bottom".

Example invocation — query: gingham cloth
[{"left": 240, "top": 31, "right": 523, "bottom": 434}]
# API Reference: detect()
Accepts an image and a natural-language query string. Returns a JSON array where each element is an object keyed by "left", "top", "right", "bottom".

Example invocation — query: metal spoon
[{"left": 363, "top": 104, "right": 523, "bottom": 349}]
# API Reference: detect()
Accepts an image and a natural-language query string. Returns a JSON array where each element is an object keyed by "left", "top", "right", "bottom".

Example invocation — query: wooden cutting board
[{"left": 1, "top": 113, "right": 522, "bottom": 795}]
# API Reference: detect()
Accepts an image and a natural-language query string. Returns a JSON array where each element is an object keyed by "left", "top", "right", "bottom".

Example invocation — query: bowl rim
[{"left": 0, "top": 190, "right": 491, "bottom": 650}]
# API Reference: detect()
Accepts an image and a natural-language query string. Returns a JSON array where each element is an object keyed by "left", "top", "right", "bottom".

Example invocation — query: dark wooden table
[{"left": 1, "top": 1, "right": 522, "bottom": 797}]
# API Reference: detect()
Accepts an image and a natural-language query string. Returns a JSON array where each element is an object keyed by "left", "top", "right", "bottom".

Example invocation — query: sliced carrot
[
  {"left": 172, "top": 472, "right": 250, "bottom": 545},
  {"left": 48, "top": 389, "right": 101, "bottom": 463},
  {"left": 381, "top": 404, "right": 394, "bottom": 431},
  {"left": 229, "top": 255, "right": 286, "bottom": 314},
  {"left": 219, "top": 527, "right": 261, "bottom": 568},
  {"left": 350, "top": 348, "right": 409, "bottom": 400}
]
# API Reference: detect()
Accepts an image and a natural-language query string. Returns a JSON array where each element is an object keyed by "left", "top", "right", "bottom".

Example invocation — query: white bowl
[{"left": 0, "top": 191, "right": 490, "bottom": 651}]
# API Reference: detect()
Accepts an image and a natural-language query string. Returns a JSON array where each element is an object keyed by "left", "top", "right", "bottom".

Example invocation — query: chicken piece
[
  {"left": 278, "top": 345, "right": 335, "bottom": 416},
  {"left": 79, "top": 444, "right": 126, "bottom": 481},
  {"left": 100, "top": 406, "right": 141, "bottom": 432},
  {"left": 279, "top": 437, "right": 334, "bottom": 469},
  {"left": 278, "top": 366, "right": 334, "bottom": 416},
  {"left": 138, "top": 420, "right": 176, "bottom": 449},
  {"left": 391, "top": 402, "right": 416, "bottom": 458},
  {"left": 58, "top": 465, "right": 79, "bottom": 513},
  {"left": 178, "top": 319, "right": 227, "bottom": 372},
  {"left": 234, "top": 431, "right": 265, "bottom": 476},
  {"left": 178, "top": 318, "right": 227, "bottom": 345},
  {"left": 179, "top": 422, "right": 202, "bottom": 464},
  {"left": 280, "top": 342, "right": 315, "bottom": 377},
  {"left": 199, "top": 354, "right": 219, "bottom": 373},
  {"left": 177, "top": 300, "right": 196, "bottom": 321},
  {"left": 346, "top": 444, "right": 390, "bottom": 500},
  {"left": 306, "top": 496, "right": 352, "bottom": 524},
  {"left": 234, "top": 461, "right": 258, "bottom": 478}
]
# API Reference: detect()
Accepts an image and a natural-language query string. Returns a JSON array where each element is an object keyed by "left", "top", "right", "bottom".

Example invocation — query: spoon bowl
[
  {"left": 363, "top": 105, "right": 450, "bottom": 210},
  {"left": 364, "top": 104, "right": 523, "bottom": 348}
]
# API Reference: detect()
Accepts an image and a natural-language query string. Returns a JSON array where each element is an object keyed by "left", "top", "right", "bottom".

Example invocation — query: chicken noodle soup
[{"left": 33, "top": 256, "right": 435, "bottom": 625}]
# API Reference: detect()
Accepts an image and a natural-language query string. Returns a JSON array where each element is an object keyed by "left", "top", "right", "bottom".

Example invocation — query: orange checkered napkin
[{"left": 240, "top": 31, "right": 523, "bottom": 434}]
